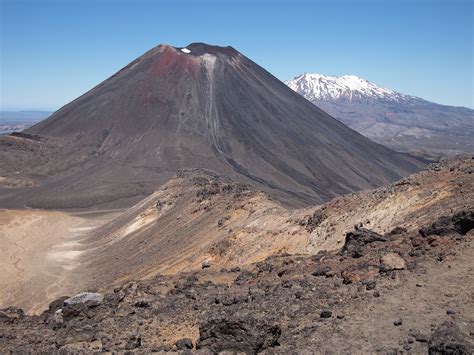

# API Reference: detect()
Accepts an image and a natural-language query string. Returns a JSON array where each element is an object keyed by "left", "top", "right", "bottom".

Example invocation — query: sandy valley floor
[{"left": 0, "top": 209, "right": 119, "bottom": 314}]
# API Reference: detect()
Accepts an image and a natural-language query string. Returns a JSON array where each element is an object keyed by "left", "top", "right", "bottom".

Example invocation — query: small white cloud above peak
[{"left": 181, "top": 48, "right": 191, "bottom": 54}]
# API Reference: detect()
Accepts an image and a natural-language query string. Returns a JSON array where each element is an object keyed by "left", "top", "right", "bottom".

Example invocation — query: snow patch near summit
[{"left": 181, "top": 48, "right": 191, "bottom": 54}]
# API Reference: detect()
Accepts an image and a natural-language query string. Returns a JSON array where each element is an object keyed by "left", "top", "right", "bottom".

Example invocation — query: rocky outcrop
[
  {"left": 1, "top": 210, "right": 472, "bottom": 353},
  {"left": 419, "top": 210, "right": 474, "bottom": 237},
  {"left": 197, "top": 314, "right": 281, "bottom": 353},
  {"left": 0, "top": 158, "right": 472, "bottom": 353},
  {"left": 64, "top": 292, "right": 104, "bottom": 306},
  {"left": 429, "top": 321, "right": 474, "bottom": 354},
  {"left": 341, "top": 228, "right": 387, "bottom": 258}
]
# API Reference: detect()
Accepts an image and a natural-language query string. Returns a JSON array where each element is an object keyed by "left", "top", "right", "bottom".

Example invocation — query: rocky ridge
[
  {"left": 1, "top": 158, "right": 473, "bottom": 353},
  {"left": 1, "top": 207, "right": 472, "bottom": 353},
  {"left": 75, "top": 158, "right": 474, "bottom": 294}
]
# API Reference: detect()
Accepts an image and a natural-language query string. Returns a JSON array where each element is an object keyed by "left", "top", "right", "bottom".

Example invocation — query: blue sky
[{"left": 1, "top": 0, "right": 472, "bottom": 110}]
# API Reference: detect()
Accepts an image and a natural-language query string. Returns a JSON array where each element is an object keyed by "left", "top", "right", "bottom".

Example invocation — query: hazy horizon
[{"left": 1, "top": 0, "right": 473, "bottom": 111}]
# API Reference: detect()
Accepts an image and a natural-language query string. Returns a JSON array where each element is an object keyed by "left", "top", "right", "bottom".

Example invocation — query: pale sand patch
[
  {"left": 0, "top": 209, "right": 117, "bottom": 314},
  {"left": 47, "top": 250, "right": 84, "bottom": 261}
]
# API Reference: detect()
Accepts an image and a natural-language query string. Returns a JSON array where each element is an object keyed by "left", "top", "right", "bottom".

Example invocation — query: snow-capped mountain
[
  {"left": 285, "top": 73, "right": 474, "bottom": 156},
  {"left": 286, "top": 73, "right": 413, "bottom": 103}
]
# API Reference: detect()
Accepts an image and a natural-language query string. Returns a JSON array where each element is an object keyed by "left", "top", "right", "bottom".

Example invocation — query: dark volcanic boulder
[
  {"left": 197, "top": 314, "right": 281, "bottom": 354},
  {"left": 419, "top": 210, "right": 474, "bottom": 237},
  {"left": 341, "top": 228, "right": 387, "bottom": 258},
  {"left": 175, "top": 338, "right": 193, "bottom": 350},
  {"left": 429, "top": 321, "right": 474, "bottom": 354}
]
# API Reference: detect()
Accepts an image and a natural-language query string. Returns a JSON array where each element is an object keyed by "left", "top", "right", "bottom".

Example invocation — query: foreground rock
[
  {"left": 197, "top": 314, "right": 281, "bottom": 353},
  {"left": 341, "top": 228, "right": 387, "bottom": 258},
  {"left": 380, "top": 252, "right": 406, "bottom": 271},
  {"left": 420, "top": 210, "right": 474, "bottom": 237},
  {"left": 64, "top": 292, "right": 104, "bottom": 306},
  {"left": 0, "top": 159, "right": 473, "bottom": 352},
  {"left": 429, "top": 321, "right": 474, "bottom": 354},
  {"left": 56, "top": 157, "right": 472, "bottom": 297},
  {"left": 0, "top": 210, "right": 472, "bottom": 353}
]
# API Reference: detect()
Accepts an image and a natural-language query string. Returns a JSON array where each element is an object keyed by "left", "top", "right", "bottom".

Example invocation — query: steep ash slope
[{"left": 1, "top": 43, "right": 423, "bottom": 209}]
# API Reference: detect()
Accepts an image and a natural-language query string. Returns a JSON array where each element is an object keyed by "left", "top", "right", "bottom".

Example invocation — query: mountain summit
[
  {"left": 286, "top": 73, "right": 474, "bottom": 155},
  {"left": 286, "top": 73, "right": 412, "bottom": 102},
  {"left": 0, "top": 43, "right": 424, "bottom": 209}
]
